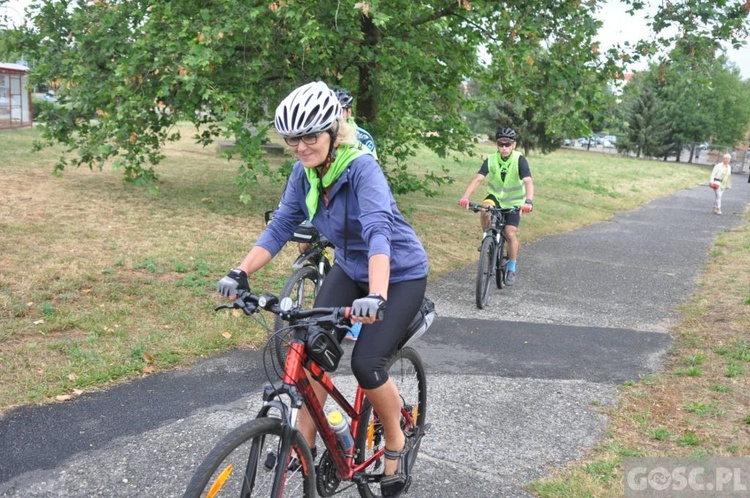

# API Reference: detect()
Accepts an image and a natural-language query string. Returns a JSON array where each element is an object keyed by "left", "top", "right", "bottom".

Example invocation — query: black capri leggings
[{"left": 314, "top": 264, "right": 427, "bottom": 390}]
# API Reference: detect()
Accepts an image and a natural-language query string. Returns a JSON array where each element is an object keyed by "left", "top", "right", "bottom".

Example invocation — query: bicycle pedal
[{"left": 422, "top": 423, "right": 432, "bottom": 435}]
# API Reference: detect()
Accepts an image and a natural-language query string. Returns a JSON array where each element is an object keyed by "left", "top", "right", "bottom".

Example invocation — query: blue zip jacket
[{"left": 257, "top": 154, "right": 428, "bottom": 283}]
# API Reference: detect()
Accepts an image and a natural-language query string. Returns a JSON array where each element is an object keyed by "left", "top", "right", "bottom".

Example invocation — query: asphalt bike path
[{"left": 1, "top": 177, "right": 747, "bottom": 497}]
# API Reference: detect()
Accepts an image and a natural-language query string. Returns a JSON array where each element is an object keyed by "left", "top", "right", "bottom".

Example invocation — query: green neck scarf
[{"left": 305, "top": 145, "right": 369, "bottom": 221}]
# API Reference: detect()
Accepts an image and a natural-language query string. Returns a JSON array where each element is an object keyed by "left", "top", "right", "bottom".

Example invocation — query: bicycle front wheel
[
  {"left": 272, "top": 266, "right": 321, "bottom": 366},
  {"left": 354, "top": 346, "right": 427, "bottom": 498},
  {"left": 496, "top": 235, "right": 508, "bottom": 289},
  {"left": 184, "top": 417, "right": 315, "bottom": 498},
  {"left": 475, "top": 236, "right": 494, "bottom": 309}
]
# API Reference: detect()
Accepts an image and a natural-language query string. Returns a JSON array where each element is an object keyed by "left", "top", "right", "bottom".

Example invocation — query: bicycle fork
[{"left": 482, "top": 233, "right": 500, "bottom": 278}]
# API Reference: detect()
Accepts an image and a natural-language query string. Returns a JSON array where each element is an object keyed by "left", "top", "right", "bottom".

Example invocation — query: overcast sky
[
  {"left": 595, "top": 1, "right": 750, "bottom": 79},
  {"left": 3, "top": 0, "right": 749, "bottom": 78}
]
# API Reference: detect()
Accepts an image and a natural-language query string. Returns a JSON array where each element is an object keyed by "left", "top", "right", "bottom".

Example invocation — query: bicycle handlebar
[
  {"left": 467, "top": 203, "right": 519, "bottom": 214},
  {"left": 215, "top": 289, "right": 351, "bottom": 327}
]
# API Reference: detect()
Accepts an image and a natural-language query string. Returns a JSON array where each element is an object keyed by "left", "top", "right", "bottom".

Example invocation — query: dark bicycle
[{"left": 468, "top": 203, "right": 517, "bottom": 309}]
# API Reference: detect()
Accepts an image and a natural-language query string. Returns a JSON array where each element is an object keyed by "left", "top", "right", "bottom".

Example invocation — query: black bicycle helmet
[
  {"left": 333, "top": 88, "right": 354, "bottom": 109},
  {"left": 496, "top": 127, "right": 517, "bottom": 141}
]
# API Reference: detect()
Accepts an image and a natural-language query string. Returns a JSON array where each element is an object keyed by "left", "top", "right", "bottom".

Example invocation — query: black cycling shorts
[{"left": 314, "top": 264, "right": 427, "bottom": 390}]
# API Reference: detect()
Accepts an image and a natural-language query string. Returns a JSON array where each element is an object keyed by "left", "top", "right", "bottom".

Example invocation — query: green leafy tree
[
  {"left": 3, "top": 0, "right": 747, "bottom": 196},
  {"left": 710, "top": 61, "right": 750, "bottom": 146},
  {"left": 623, "top": 48, "right": 750, "bottom": 163},
  {"left": 466, "top": 1, "right": 619, "bottom": 155}
]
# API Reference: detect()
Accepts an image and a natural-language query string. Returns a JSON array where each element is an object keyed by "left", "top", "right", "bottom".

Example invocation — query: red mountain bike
[{"left": 183, "top": 290, "right": 434, "bottom": 497}]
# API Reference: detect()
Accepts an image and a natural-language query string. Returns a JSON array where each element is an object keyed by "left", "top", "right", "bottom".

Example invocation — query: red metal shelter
[{"left": 0, "top": 62, "right": 32, "bottom": 130}]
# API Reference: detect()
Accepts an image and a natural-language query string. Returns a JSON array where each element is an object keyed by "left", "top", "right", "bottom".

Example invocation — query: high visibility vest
[{"left": 487, "top": 150, "right": 525, "bottom": 208}]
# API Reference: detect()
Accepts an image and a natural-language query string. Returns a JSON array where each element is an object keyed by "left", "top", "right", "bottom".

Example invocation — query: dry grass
[
  {"left": 1, "top": 124, "right": 711, "bottom": 417},
  {"left": 527, "top": 213, "right": 750, "bottom": 497}
]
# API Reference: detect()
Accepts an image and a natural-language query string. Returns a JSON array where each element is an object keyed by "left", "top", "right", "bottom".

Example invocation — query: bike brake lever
[{"left": 214, "top": 299, "right": 258, "bottom": 315}]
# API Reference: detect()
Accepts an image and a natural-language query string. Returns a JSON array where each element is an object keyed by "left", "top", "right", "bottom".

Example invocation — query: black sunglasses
[{"left": 497, "top": 141, "right": 513, "bottom": 147}]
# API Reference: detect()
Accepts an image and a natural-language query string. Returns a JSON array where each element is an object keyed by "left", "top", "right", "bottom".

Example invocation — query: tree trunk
[{"left": 358, "top": 14, "right": 380, "bottom": 126}]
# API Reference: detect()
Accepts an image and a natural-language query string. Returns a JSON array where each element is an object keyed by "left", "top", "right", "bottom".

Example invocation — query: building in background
[{"left": 0, "top": 62, "right": 32, "bottom": 130}]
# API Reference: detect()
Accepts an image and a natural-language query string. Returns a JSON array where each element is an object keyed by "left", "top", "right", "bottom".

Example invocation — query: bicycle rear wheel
[
  {"left": 354, "top": 347, "right": 427, "bottom": 498},
  {"left": 495, "top": 235, "right": 508, "bottom": 289},
  {"left": 272, "top": 266, "right": 321, "bottom": 366},
  {"left": 475, "top": 236, "right": 494, "bottom": 309},
  {"left": 183, "top": 417, "right": 314, "bottom": 498}
]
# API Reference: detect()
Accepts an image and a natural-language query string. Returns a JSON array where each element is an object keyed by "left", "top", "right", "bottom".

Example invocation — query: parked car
[
  {"left": 578, "top": 137, "right": 590, "bottom": 145},
  {"left": 602, "top": 139, "right": 614, "bottom": 148},
  {"left": 603, "top": 135, "right": 617, "bottom": 144},
  {"left": 562, "top": 138, "right": 574, "bottom": 146}
]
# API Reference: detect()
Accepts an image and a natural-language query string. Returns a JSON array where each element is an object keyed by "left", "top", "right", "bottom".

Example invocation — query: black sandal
[{"left": 380, "top": 441, "right": 412, "bottom": 497}]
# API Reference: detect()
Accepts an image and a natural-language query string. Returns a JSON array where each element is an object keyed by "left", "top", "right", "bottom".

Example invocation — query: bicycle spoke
[{"left": 185, "top": 418, "right": 313, "bottom": 498}]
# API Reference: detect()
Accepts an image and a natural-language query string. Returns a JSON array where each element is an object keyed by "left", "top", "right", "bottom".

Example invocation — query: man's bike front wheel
[
  {"left": 476, "top": 236, "right": 494, "bottom": 309},
  {"left": 183, "top": 417, "right": 315, "bottom": 498},
  {"left": 495, "top": 235, "right": 508, "bottom": 289}
]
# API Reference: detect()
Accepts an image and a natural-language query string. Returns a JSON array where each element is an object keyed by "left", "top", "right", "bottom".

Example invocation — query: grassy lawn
[{"left": 2, "top": 122, "right": 746, "bottom": 495}]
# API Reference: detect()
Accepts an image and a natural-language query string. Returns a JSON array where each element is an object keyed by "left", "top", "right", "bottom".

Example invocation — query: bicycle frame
[
  {"left": 485, "top": 208, "right": 508, "bottom": 241},
  {"left": 258, "top": 335, "right": 407, "bottom": 484}
]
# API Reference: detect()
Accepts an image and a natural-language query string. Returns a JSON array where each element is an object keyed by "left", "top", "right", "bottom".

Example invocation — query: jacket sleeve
[
  {"left": 255, "top": 164, "right": 307, "bottom": 255},
  {"left": 349, "top": 156, "right": 393, "bottom": 258}
]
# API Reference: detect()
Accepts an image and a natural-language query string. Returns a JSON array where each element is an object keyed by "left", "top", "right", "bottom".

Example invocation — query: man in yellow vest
[{"left": 458, "top": 127, "right": 535, "bottom": 286}]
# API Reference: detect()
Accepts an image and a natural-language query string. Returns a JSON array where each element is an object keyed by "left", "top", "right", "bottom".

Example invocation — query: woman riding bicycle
[{"left": 217, "top": 81, "right": 428, "bottom": 497}]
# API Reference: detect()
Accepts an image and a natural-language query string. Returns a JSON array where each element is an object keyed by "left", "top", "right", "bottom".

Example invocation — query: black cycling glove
[
  {"left": 351, "top": 294, "right": 387, "bottom": 320},
  {"left": 217, "top": 268, "right": 249, "bottom": 298}
]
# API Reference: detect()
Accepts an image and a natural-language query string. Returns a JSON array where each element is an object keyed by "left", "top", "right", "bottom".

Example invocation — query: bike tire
[
  {"left": 183, "top": 417, "right": 315, "bottom": 498},
  {"left": 475, "top": 236, "right": 494, "bottom": 309},
  {"left": 354, "top": 346, "right": 428, "bottom": 498},
  {"left": 272, "top": 266, "right": 322, "bottom": 367},
  {"left": 496, "top": 235, "right": 508, "bottom": 289}
]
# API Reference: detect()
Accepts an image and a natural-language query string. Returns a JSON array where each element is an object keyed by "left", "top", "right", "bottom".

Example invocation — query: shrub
[{"left": 32, "top": 98, "right": 60, "bottom": 122}]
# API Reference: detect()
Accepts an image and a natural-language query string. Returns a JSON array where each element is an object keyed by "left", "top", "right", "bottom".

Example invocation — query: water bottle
[{"left": 327, "top": 411, "right": 354, "bottom": 452}]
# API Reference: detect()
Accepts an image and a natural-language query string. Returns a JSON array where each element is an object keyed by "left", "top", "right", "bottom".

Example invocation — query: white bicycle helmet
[{"left": 274, "top": 81, "right": 342, "bottom": 138}]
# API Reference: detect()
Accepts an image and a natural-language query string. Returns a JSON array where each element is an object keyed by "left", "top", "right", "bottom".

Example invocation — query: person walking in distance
[
  {"left": 217, "top": 81, "right": 428, "bottom": 497},
  {"left": 709, "top": 153, "right": 732, "bottom": 215},
  {"left": 458, "top": 127, "right": 534, "bottom": 286}
]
